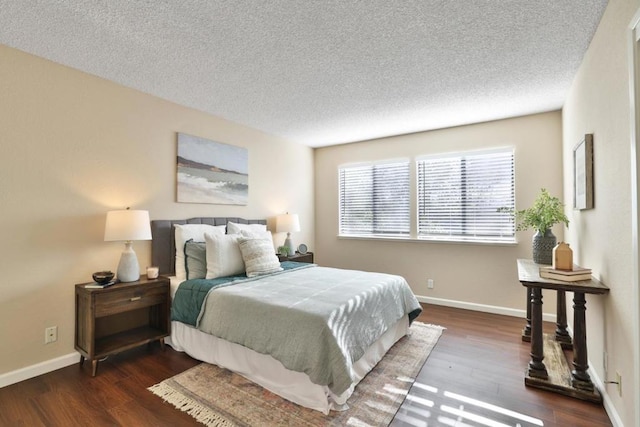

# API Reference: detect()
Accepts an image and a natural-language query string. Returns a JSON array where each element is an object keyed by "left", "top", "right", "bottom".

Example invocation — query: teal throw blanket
[{"left": 171, "top": 261, "right": 312, "bottom": 326}]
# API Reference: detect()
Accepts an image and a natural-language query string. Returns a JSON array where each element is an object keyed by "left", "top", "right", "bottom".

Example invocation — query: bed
[{"left": 151, "top": 217, "right": 422, "bottom": 414}]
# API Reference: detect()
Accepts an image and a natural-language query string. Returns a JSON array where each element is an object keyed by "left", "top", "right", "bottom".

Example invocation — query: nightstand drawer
[{"left": 95, "top": 285, "right": 167, "bottom": 317}]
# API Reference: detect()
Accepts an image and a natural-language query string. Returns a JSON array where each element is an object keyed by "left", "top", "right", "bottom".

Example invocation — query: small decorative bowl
[{"left": 92, "top": 271, "right": 115, "bottom": 284}]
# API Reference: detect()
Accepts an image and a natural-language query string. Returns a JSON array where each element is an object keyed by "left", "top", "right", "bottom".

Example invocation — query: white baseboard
[
  {"left": 0, "top": 352, "right": 80, "bottom": 388},
  {"left": 417, "top": 295, "right": 558, "bottom": 323},
  {"left": 589, "top": 366, "right": 624, "bottom": 427}
]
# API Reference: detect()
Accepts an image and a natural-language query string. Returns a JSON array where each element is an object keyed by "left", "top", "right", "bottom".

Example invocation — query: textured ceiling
[{"left": 0, "top": 1, "right": 608, "bottom": 147}]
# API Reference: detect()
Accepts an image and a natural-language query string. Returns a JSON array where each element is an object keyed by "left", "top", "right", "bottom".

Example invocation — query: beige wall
[
  {"left": 563, "top": 0, "right": 639, "bottom": 425},
  {"left": 0, "top": 45, "right": 314, "bottom": 375},
  {"left": 315, "top": 111, "right": 564, "bottom": 313}
]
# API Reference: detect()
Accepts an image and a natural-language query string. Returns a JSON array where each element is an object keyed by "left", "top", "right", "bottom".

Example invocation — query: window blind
[
  {"left": 417, "top": 148, "right": 515, "bottom": 242},
  {"left": 339, "top": 161, "right": 410, "bottom": 236}
]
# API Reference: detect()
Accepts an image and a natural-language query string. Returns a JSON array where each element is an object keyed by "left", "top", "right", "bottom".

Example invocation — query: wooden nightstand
[
  {"left": 278, "top": 252, "right": 314, "bottom": 263},
  {"left": 75, "top": 275, "right": 170, "bottom": 376}
]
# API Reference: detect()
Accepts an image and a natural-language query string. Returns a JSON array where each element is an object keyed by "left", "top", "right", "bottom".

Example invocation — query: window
[
  {"left": 339, "top": 160, "right": 410, "bottom": 236},
  {"left": 417, "top": 148, "right": 515, "bottom": 243}
]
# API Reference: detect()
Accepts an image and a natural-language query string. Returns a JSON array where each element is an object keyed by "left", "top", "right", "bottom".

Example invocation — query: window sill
[{"left": 338, "top": 234, "right": 518, "bottom": 246}]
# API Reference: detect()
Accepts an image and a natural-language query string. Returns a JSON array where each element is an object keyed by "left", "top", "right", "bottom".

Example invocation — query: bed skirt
[{"left": 166, "top": 315, "right": 409, "bottom": 414}]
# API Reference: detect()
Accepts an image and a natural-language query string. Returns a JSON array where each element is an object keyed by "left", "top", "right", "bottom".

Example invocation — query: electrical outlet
[
  {"left": 45, "top": 326, "right": 57, "bottom": 344},
  {"left": 616, "top": 371, "right": 622, "bottom": 397},
  {"left": 427, "top": 278, "right": 434, "bottom": 289}
]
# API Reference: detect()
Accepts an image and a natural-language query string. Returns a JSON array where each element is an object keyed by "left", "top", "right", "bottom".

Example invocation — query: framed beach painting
[
  {"left": 573, "top": 133, "right": 594, "bottom": 210},
  {"left": 177, "top": 133, "right": 248, "bottom": 205}
]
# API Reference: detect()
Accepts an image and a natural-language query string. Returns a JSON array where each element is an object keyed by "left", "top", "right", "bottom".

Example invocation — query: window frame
[
  {"left": 336, "top": 147, "right": 516, "bottom": 245},
  {"left": 416, "top": 147, "right": 516, "bottom": 244},
  {"left": 338, "top": 158, "right": 411, "bottom": 238}
]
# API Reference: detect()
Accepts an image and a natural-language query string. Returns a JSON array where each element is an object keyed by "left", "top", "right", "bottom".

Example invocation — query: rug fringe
[
  {"left": 148, "top": 383, "right": 236, "bottom": 427},
  {"left": 414, "top": 321, "right": 446, "bottom": 330}
]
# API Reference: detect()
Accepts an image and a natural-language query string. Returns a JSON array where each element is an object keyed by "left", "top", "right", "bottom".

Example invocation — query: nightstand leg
[
  {"left": 91, "top": 359, "right": 98, "bottom": 377},
  {"left": 79, "top": 355, "right": 85, "bottom": 367}
]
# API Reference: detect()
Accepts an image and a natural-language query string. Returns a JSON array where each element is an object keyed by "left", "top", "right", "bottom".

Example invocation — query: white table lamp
[
  {"left": 104, "top": 208, "right": 152, "bottom": 282},
  {"left": 276, "top": 213, "right": 300, "bottom": 256}
]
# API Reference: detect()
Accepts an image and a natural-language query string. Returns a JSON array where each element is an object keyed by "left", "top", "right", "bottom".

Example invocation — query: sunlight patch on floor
[
  {"left": 436, "top": 414, "right": 477, "bottom": 427},
  {"left": 411, "top": 381, "right": 439, "bottom": 394},
  {"left": 346, "top": 416, "right": 376, "bottom": 427},
  {"left": 405, "top": 394, "right": 435, "bottom": 408},
  {"left": 402, "top": 404, "right": 434, "bottom": 420},
  {"left": 443, "top": 391, "right": 544, "bottom": 426},
  {"left": 394, "top": 410, "right": 431, "bottom": 427},
  {"left": 441, "top": 404, "right": 514, "bottom": 427},
  {"left": 399, "top": 382, "right": 545, "bottom": 427},
  {"left": 383, "top": 383, "right": 411, "bottom": 394}
]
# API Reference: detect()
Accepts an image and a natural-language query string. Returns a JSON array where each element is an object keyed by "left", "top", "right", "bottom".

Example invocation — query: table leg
[
  {"left": 571, "top": 292, "right": 594, "bottom": 391},
  {"left": 528, "top": 287, "right": 548, "bottom": 379},
  {"left": 91, "top": 359, "right": 99, "bottom": 377},
  {"left": 555, "top": 290, "right": 572, "bottom": 349},
  {"left": 522, "top": 287, "right": 532, "bottom": 342}
]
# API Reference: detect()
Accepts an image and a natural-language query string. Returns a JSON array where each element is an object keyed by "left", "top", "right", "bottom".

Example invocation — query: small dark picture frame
[{"left": 574, "top": 134, "right": 594, "bottom": 210}]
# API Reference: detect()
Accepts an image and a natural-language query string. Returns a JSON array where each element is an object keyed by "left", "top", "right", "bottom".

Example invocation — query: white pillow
[
  {"left": 240, "top": 229, "right": 274, "bottom": 244},
  {"left": 174, "top": 224, "right": 226, "bottom": 281},
  {"left": 227, "top": 222, "right": 267, "bottom": 235},
  {"left": 238, "top": 237, "right": 283, "bottom": 277},
  {"left": 205, "top": 233, "right": 246, "bottom": 279}
]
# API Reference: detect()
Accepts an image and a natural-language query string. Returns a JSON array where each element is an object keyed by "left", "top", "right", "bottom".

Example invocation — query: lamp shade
[
  {"left": 276, "top": 213, "right": 300, "bottom": 233},
  {"left": 104, "top": 209, "right": 152, "bottom": 241}
]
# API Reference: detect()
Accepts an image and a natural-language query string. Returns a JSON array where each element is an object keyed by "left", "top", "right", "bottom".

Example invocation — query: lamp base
[
  {"left": 117, "top": 242, "right": 140, "bottom": 282},
  {"left": 284, "top": 233, "right": 295, "bottom": 256}
]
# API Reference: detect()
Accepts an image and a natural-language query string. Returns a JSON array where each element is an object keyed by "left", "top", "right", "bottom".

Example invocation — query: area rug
[{"left": 148, "top": 322, "right": 444, "bottom": 427}]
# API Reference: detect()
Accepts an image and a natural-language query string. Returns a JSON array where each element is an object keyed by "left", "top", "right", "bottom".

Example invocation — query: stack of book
[{"left": 539, "top": 265, "right": 592, "bottom": 282}]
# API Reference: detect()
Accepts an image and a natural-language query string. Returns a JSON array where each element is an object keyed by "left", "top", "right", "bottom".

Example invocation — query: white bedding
[
  {"left": 166, "top": 276, "right": 410, "bottom": 414},
  {"left": 169, "top": 275, "right": 182, "bottom": 298}
]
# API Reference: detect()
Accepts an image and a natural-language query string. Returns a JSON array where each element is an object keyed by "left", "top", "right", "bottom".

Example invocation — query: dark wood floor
[
  {"left": 0, "top": 304, "right": 611, "bottom": 426},
  {"left": 393, "top": 305, "right": 611, "bottom": 427}
]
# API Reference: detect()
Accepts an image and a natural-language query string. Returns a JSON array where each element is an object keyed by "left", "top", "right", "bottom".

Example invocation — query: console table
[{"left": 516, "top": 259, "right": 609, "bottom": 402}]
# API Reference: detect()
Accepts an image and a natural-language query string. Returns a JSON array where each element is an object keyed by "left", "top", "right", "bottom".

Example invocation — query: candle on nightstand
[{"left": 146, "top": 266, "right": 159, "bottom": 279}]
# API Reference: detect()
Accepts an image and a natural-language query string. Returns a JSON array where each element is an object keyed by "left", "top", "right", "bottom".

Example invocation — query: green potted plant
[{"left": 504, "top": 188, "right": 569, "bottom": 264}]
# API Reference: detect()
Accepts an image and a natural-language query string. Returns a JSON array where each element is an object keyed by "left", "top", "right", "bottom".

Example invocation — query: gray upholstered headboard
[{"left": 151, "top": 217, "right": 267, "bottom": 275}]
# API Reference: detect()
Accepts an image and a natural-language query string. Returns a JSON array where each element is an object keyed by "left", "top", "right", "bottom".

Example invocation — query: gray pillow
[{"left": 184, "top": 239, "right": 207, "bottom": 280}]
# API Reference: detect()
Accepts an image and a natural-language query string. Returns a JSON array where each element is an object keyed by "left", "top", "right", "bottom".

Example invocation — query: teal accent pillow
[{"left": 184, "top": 239, "right": 207, "bottom": 280}]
